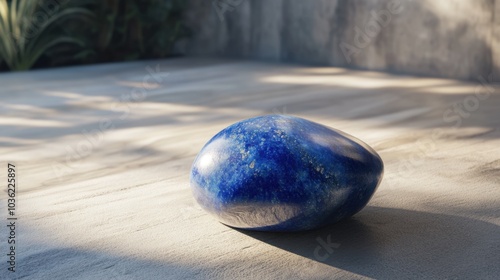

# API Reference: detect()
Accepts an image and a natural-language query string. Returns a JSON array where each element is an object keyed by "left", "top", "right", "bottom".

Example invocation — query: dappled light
[
  {"left": 261, "top": 73, "right": 463, "bottom": 90},
  {"left": 0, "top": 0, "right": 498, "bottom": 277}
]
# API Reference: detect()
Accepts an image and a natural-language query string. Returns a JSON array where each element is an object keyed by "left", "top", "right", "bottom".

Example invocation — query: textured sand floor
[{"left": 0, "top": 58, "right": 499, "bottom": 279}]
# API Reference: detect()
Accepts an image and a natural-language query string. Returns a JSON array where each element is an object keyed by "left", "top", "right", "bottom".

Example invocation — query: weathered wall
[{"left": 181, "top": 0, "right": 499, "bottom": 81}]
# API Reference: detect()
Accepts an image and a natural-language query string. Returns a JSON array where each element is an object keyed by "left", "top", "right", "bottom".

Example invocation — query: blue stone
[{"left": 190, "top": 115, "right": 383, "bottom": 231}]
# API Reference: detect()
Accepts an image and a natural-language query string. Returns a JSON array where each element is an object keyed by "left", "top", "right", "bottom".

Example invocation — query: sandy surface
[{"left": 0, "top": 58, "right": 499, "bottom": 279}]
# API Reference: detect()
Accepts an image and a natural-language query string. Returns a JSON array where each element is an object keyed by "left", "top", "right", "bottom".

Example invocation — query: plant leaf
[{"left": 20, "top": 37, "right": 84, "bottom": 71}]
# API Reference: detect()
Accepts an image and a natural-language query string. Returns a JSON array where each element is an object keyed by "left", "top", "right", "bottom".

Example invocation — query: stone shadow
[{"left": 237, "top": 206, "right": 500, "bottom": 279}]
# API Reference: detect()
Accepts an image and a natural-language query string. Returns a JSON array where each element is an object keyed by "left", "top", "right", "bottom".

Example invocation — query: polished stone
[{"left": 190, "top": 115, "right": 383, "bottom": 231}]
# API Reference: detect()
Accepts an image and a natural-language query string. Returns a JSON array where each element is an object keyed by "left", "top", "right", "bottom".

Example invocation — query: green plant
[
  {"left": 0, "top": 0, "right": 93, "bottom": 70},
  {"left": 72, "top": 0, "right": 189, "bottom": 63}
]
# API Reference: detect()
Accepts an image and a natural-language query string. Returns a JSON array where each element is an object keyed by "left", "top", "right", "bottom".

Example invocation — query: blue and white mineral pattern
[{"left": 190, "top": 115, "right": 383, "bottom": 231}]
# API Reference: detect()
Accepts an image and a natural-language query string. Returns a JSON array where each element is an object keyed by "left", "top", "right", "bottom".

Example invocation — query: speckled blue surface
[{"left": 190, "top": 115, "right": 383, "bottom": 232}]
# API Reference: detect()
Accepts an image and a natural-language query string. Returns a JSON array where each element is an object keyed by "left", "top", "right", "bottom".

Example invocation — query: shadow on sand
[{"left": 236, "top": 206, "right": 500, "bottom": 279}]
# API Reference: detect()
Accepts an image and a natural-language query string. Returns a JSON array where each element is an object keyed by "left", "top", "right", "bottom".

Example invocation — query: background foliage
[
  {"left": 0, "top": 0, "right": 188, "bottom": 71},
  {"left": 0, "top": 0, "right": 93, "bottom": 70}
]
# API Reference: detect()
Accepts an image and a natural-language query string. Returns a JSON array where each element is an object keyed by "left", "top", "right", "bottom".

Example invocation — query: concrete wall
[{"left": 181, "top": 0, "right": 499, "bottom": 81}]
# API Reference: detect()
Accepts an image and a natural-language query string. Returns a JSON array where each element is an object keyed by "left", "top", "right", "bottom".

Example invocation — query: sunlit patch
[
  {"left": 423, "top": 85, "right": 479, "bottom": 95},
  {"left": 43, "top": 91, "right": 85, "bottom": 99},
  {"left": 196, "top": 137, "right": 232, "bottom": 175},
  {"left": 198, "top": 154, "right": 214, "bottom": 170},
  {"left": 260, "top": 75, "right": 449, "bottom": 89},
  {"left": 0, "top": 117, "right": 68, "bottom": 127},
  {"left": 292, "top": 67, "right": 347, "bottom": 74},
  {"left": 307, "top": 132, "right": 367, "bottom": 163},
  {"left": 4, "top": 103, "right": 57, "bottom": 114},
  {"left": 308, "top": 132, "right": 334, "bottom": 148},
  {"left": 117, "top": 81, "right": 161, "bottom": 89}
]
